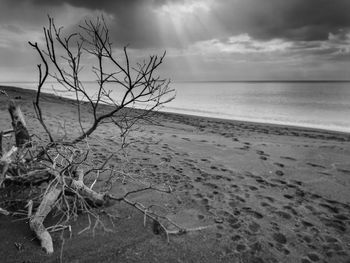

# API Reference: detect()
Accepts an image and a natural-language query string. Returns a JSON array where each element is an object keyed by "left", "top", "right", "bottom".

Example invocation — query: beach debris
[
  {"left": 0, "top": 100, "right": 175, "bottom": 254},
  {"left": 0, "top": 207, "right": 10, "bottom": 215},
  {"left": 8, "top": 100, "right": 30, "bottom": 147},
  {"left": 29, "top": 186, "right": 62, "bottom": 253},
  {"left": 14, "top": 242, "right": 24, "bottom": 251}
]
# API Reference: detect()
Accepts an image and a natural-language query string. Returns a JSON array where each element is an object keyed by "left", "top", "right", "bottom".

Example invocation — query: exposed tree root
[
  {"left": 29, "top": 186, "right": 62, "bottom": 254},
  {"left": 0, "top": 207, "right": 10, "bottom": 215}
]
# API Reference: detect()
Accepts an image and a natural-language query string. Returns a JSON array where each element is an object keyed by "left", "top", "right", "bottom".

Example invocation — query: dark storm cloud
[
  {"left": 0, "top": 0, "right": 163, "bottom": 48},
  {"left": 213, "top": 0, "right": 350, "bottom": 41},
  {"left": 1, "top": 0, "right": 350, "bottom": 48},
  {"left": 32, "top": 0, "right": 176, "bottom": 48}
]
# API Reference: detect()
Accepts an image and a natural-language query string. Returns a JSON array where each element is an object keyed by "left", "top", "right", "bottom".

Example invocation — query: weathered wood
[
  {"left": 0, "top": 131, "right": 3, "bottom": 157},
  {"left": 69, "top": 169, "right": 107, "bottom": 206},
  {"left": 29, "top": 186, "right": 62, "bottom": 254},
  {"left": 0, "top": 207, "right": 10, "bottom": 216},
  {"left": 5, "top": 168, "right": 53, "bottom": 185},
  {"left": 0, "top": 146, "right": 18, "bottom": 187},
  {"left": 8, "top": 100, "right": 30, "bottom": 147}
]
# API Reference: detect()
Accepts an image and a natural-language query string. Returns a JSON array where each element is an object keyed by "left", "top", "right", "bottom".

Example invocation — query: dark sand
[{"left": 0, "top": 86, "right": 350, "bottom": 263}]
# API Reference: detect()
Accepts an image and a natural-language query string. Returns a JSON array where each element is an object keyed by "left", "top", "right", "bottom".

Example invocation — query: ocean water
[
  {"left": 2, "top": 81, "right": 350, "bottom": 133},
  {"left": 165, "top": 81, "right": 350, "bottom": 133}
]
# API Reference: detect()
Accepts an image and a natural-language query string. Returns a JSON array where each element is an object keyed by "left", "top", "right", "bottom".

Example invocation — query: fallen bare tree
[{"left": 0, "top": 16, "right": 214, "bottom": 255}]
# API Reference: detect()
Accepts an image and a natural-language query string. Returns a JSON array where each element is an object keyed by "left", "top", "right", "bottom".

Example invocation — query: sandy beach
[{"left": 0, "top": 85, "right": 350, "bottom": 263}]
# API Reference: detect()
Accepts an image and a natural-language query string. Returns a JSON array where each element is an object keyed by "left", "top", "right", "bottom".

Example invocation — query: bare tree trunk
[
  {"left": 29, "top": 186, "right": 62, "bottom": 254},
  {"left": 8, "top": 100, "right": 30, "bottom": 147},
  {"left": 0, "top": 146, "right": 17, "bottom": 187},
  {"left": 0, "top": 131, "right": 3, "bottom": 157}
]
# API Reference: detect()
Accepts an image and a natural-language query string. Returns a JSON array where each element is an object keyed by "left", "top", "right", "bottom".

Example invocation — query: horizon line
[
  {"left": 1, "top": 80, "right": 350, "bottom": 84},
  {"left": 174, "top": 80, "right": 350, "bottom": 83}
]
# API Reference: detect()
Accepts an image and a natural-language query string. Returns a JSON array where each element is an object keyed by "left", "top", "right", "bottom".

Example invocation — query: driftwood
[
  {"left": 1, "top": 97, "right": 204, "bottom": 255},
  {"left": 29, "top": 186, "right": 62, "bottom": 253},
  {"left": 0, "top": 146, "right": 18, "bottom": 187},
  {"left": 0, "top": 131, "right": 2, "bottom": 157},
  {"left": 8, "top": 100, "right": 30, "bottom": 147},
  {"left": 69, "top": 169, "right": 106, "bottom": 206}
]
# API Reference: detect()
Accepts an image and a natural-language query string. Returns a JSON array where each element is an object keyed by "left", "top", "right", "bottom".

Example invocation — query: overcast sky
[{"left": 0, "top": 0, "right": 349, "bottom": 81}]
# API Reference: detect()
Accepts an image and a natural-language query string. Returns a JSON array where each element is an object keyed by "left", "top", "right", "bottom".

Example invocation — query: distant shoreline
[
  {"left": 1, "top": 84, "right": 349, "bottom": 139},
  {"left": 174, "top": 80, "right": 350, "bottom": 83},
  {"left": 2, "top": 80, "right": 350, "bottom": 84}
]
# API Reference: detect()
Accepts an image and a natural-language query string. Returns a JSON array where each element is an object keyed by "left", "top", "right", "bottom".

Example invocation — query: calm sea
[{"left": 2, "top": 81, "right": 350, "bottom": 133}]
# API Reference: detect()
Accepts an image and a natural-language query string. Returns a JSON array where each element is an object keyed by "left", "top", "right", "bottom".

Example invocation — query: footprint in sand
[
  {"left": 231, "top": 235, "right": 242, "bottom": 241},
  {"left": 274, "top": 210, "right": 293, "bottom": 220},
  {"left": 242, "top": 207, "right": 264, "bottom": 219},
  {"left": 274, "top": 162, "right": 285, "bottom": 168},
  {"left": 281, "top": 156, "right": 296, "bottom": 161},
  {"left": 306, "top": 252, "right": 321, "bottom": 262},
  {"left": 336, "top": 168, "right": 350, "bottom": 174},
  {"left": 306, "top": 162, "right": 326, "bottom": 169},
  {"left": 275, "top": 170, "right": 284, "bottom": 176},
  {"left": 247, "top": 185, "right": 259, "bottom": 191},
  {"left": 283, "top": 205, "right": 298, "bottom": 216},
  {"left": 238, "top": 145, "right": 250, "bottom": 150},
  {"left": 248, "top": 221, "right": 261, "bottom": 233},
  {"left": 272, "top": 232, "right": 287, "bottom": 245},
  {"left": 283, "top": 194, "right": 294, "bottom": 200},
  {"left": 236, "top": 243, "right": 246, "bottom": 252}
]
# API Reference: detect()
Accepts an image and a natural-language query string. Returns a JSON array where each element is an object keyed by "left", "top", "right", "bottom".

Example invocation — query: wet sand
[{"left": 0, "top": 86, "right": 350, "bottom": 263}]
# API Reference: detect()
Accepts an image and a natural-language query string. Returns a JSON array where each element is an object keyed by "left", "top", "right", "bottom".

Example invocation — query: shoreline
[
  {"left": 158, "top": 109, "right": 350, "bottom": 138},
  {"left": 2, "top": 85, "right": 350, "bottom": 139}
]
